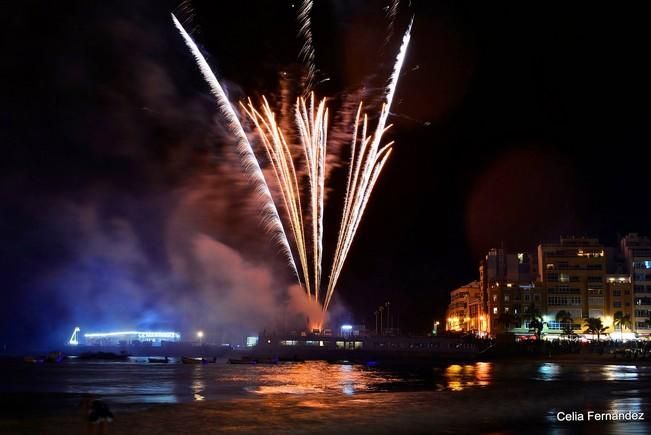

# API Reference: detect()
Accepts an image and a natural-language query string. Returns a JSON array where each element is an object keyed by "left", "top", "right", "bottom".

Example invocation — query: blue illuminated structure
[{"left": 76, "top": 329, "right": 181, "bottom": 346}]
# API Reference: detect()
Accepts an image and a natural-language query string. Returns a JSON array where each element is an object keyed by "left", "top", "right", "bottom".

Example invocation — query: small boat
[
  {"left": 148, "top": 356, "right": 169, "bottom": 363},
  {"left": 228, "top": 356, "right": 257, "bottom": 365},
  {"left": 228, "top": 356, "right": 278, "bottom": 365},
  {"left": 182, "top": 356, "right": 216, "bottom": 364}
]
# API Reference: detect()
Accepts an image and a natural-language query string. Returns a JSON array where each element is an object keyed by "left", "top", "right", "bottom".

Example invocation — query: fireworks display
[
  {"left": 172, "top": 9, "right": 413, "bottom": 317},
  {"left": 297, "top": 0, "right": 317, "bottom": 93},
  {"left": 171, "top": 14, "right": 300, "bottom": 283}
]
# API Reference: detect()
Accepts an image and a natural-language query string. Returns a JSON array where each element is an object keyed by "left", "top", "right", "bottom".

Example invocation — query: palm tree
[
  {"left": 583, "top": 317, "right": 608, "bottom": 342},
  {"left": 523, "top": 303, "right": 545, "bottom": 340},
  {"left": 613, "top": 311, "right": 632, "bottom": 341},
  {"left": 555, "top": 310, "right": 574, "bottom": 338}
]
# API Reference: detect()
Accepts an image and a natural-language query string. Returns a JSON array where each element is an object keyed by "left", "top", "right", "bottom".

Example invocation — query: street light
[
  {"left": 374, "top": 311, "right": 379, "bottom": 335},
  {"left": 385, "top": 301, "right": 391, "bottom": 331},
  {"left": 197, "top": 330, "right": 204, "bottom": 345},
  {"left": 433, "top": 321, "right": 440, "bottom": 335}
]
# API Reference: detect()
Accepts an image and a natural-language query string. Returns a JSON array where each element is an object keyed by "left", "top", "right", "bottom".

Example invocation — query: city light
[
  {"left": 341, "top": 325, "right": 353, "bottom": 331},
  {"left": 83, "top": 331, "right": 181, "bottom": 339},
  {"left": 197, "top": 331, "right": 204, "bottom": 338}
]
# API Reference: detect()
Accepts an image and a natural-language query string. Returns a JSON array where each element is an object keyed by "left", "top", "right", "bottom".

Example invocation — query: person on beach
[{"left": 81, "top": 394, "right": 114, "bottom": 435}]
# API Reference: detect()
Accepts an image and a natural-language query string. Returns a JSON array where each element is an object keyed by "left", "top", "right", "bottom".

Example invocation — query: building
[
  {"left": 79, "top": 330, "right": 181, "bottom": 346},
  {"left": 621, "top": 233, "right": 651, "bottom": 334},
  {"left": 606, "top": 274, "right": 634, "bottom": 338},
  {"left": 537, "top": 237, "right": 609, "bottom": 335},
  {"left": 487, "top": 281, "right": 547, "bottom": 336},
  {"left": 446, "top": 281, "right": 481, "bottom": 333},
  {"left": 479, "top": 248, "right": 537, "bottom": 335},
  {"left": 447, "top": 235, "right": 651, "bottom": 339}
]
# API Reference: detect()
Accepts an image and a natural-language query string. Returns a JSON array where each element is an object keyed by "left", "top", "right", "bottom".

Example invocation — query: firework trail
[
  {"left": 297, "top": 0, "right": 316, "bottom": 93},
  {"left": 384, "top": 0, "right": 400, "bottom": 47},
  {"left": 171, "top": 14, "right": 300, "bottom": 282},
  {"left": 295, "top": 95, "right": 327, "bottom": 301},
  {"left": 242, "top": 93, "right": 327, "bottom": 302},
  {"left": 241, "top": 97, "right": 313, "bottom": 298},
  {"left": 324, "top": 18, "right": 413, "bottom": 311}
]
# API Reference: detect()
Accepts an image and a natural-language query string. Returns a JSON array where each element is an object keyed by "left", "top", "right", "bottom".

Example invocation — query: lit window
[{"left": 493, "top": 307, "right": 498, "bottom": 314}]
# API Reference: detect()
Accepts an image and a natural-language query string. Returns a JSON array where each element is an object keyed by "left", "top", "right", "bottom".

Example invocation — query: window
[
  {"left": 548, "top": 296, "right": 581, "bottom": 306},
  {"left": 504, "top": 295, "right": 510, "bottom": 302},
  {"left": 493, "top": 307, "right": 498, "bottom": 314},
  {"left": 559, "top": 273, "right": 569, "bottom": 283},
  {"left": 587, "top": 276, "right": 602, "bottom": 283},
  {"left": 612, "top": 290, "right": 621, "bottom": 297},
  {"left": 613, "top": 302, "right": 622, "bottom": 308}
]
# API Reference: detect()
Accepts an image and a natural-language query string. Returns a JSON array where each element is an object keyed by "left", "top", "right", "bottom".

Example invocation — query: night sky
[{"left": 2, "top": 1, "right": 651, "bottom": 351}]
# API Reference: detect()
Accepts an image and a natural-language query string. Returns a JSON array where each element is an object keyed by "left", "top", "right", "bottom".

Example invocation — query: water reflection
[
  {"left": 601, "top": 365, "right": 638, "bottom": 381},
  {"left": 191, "top": 365, "right": 205, "bottom": 401},
  {"left": 443, "top": 362, "right": 492, "bottom": 391},
  {"left": 537, "top": 363, "right": 561, "bottom": 381},
  {"left": 246, "top": 362, "right": 397, "bottom": 395}
]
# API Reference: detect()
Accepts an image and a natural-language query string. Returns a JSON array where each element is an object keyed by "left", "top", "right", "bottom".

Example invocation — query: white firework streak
[
  {"left": 171, "top": 13, "right": 300, "bottom": 281},
  {"left": 297, "top": 0, "right": 316, "bottom": 93},
  {"left": 324, "top": 19, "right": 413, "bottom": 311},
  {"left": 295, "top": 94, "right": 327, "bottom": 302},
  {"left": 384, "top": 0, "right": 400, "bottom": 46}
]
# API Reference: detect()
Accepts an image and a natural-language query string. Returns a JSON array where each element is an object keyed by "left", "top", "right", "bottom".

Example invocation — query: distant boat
[
  {"left": 228, "top": 356, "right": 278, "bottom": 365},
  {"left": 228, "top": 357, "right": 256, "bottom": 365},
  {"left": 78, "top": 351, "right": 129, "bottom": 361},
  {"left": 182, "top": 356, "right": 216, "bottom": 364},
  {"left": 148, "top": 356, "right": 169, "bottom": 363}
]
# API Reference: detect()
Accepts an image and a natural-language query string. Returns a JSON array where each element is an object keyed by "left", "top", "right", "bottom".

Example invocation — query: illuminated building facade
[
  {"left": 80, "top": 330, "right": 181, "bottom": 346},
  {"left": 621, "top": 233, "right": 651, "bottom": 334},
  {"left": 537, "top": 237, "right": 608, "bottom": 335},
  {"left": 447, "top": 235, "right": 651, "bottom": 339},
  {"left": 445, "top": 281, "right": 481, "bottom": 333},
  {"left": 479, "top": 248, "right": 537, "bottom": 335}
]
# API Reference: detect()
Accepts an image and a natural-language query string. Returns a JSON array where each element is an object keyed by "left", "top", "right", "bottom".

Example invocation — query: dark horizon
[{"left": 2, "top": 0, "right": 651, "bottom": 352}]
